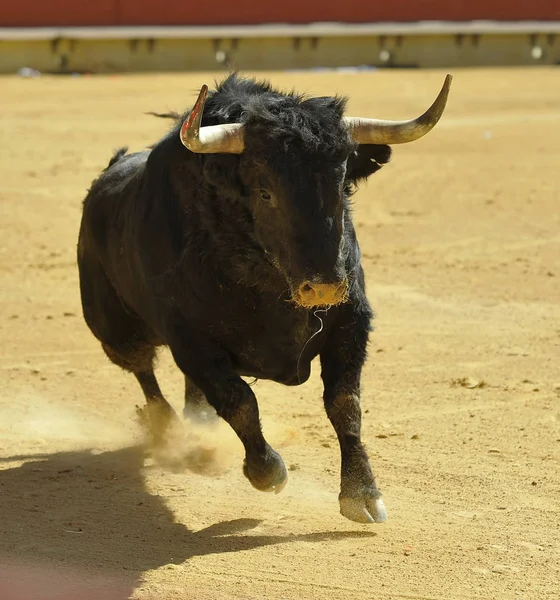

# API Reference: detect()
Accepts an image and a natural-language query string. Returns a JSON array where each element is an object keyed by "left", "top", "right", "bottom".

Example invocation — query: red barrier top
[{"left": 2, "top": 0, "right": 559, "bottom": 27}]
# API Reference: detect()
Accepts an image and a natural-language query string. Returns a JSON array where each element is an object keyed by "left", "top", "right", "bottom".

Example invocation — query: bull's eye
[{"left": 260, "top": 189, "right": 272, "bottom": 201}]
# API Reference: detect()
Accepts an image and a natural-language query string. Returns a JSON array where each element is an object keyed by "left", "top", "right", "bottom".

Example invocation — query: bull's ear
[
  {"left": 346, "top": 144, "right": 392, "bottom": 187},
  {"left": 202, "top": 155, "right": 245, "bottom": 198}
]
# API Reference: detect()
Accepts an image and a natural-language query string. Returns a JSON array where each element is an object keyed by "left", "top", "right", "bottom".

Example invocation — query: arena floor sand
[{"left": 0, "top": 67, "right": 559, "bottom": 599}]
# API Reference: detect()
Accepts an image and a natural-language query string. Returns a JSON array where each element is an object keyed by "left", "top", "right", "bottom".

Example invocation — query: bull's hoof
[
  {"left": 339, "top": 487, "right": 387, "bottom": 524},
  {"left": 243, "top": 447, "right": 288, "bottom": 494}
]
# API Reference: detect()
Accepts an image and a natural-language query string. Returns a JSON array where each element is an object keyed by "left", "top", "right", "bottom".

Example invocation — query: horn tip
[{"left": 196, "top": 84, "right": 209, "bottom": 103}]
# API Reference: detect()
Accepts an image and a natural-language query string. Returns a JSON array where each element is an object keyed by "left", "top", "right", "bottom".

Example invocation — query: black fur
[{"left": 78, "top": 73, "right": 392, "bottom": 521}]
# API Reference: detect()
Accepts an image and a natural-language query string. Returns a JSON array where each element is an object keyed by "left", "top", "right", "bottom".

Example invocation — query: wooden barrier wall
[{"left": 2, "top": 0, "right": 560, "bottom": 27}]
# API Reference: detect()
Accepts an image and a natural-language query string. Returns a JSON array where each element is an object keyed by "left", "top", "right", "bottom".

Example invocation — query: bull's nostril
[{"left": 295, "top": 280, "right": 348, "bottom": 308}]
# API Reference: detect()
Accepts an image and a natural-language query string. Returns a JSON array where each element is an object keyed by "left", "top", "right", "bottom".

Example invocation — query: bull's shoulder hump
[{"left": 94, "top": 151, "right": 149, "bottom": 194}]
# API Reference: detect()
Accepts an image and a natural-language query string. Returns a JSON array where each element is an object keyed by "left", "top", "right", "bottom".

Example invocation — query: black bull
[{"left": 77, "top": 74, "right": 451, "bottom": 523}]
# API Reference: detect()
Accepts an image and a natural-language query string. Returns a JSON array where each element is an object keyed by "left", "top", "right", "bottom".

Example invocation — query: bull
[{"left": 77, "top": 73, "right": 452, "bottom": 523}]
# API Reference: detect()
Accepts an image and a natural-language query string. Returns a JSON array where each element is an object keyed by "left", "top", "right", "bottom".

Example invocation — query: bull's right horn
[
  {"left": 344, "top": 74, "right": 452, "bottom": 145},
  {"left": 180, "top": 85, "right": 245, "bottom": 154}
]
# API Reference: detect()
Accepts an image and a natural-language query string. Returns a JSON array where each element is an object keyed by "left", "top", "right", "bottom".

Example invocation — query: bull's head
[{"left": 179, "top": 75, "right": 452, "bottom": 308}]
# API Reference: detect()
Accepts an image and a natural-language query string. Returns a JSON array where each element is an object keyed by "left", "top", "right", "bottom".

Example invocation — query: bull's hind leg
[
  {"left": 320, "top": 302, "right": 387, "bottom": 524},
  {"left": 183, "top": 376, "right": 218, "bottom": 423},
  {"left": 78, "top": 251, "right": 179, "bottom": 442},
  {"left": 102, "top": 343, "right": 178, "bottom": 442}
]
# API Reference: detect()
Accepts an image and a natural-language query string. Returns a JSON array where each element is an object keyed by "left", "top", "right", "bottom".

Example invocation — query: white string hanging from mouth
[{"left": 296, "top": 308, "right": 329, "bottom": 384}]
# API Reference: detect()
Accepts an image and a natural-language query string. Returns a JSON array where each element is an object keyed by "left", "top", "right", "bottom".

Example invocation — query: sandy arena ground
[{"left": 0, "top": 67, "right": 559, "bottom": 600}]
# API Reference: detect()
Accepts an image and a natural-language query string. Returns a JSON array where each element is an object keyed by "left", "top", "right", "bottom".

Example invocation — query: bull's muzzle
[{"left": 295, "top": 280, "right": 349, "bottom": 308}]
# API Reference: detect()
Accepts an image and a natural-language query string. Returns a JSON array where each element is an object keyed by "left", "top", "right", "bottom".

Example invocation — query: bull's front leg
[
  {"left": 320, "top": 305, "right": 387, "bottom": 523},
  {"left": 166, "top": 318, "right": 287, "bottom": 494}
]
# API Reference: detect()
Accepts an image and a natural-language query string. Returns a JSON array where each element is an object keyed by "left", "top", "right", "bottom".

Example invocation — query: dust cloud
[
  {"left": 0, "top": 389, "right": 137, "bottom": 459},
  {"left": 0, "top": 390, "right": 241, "bottom": 479},
  {"left": 147, "top": 416, "right": 240, "bottom": 477}
]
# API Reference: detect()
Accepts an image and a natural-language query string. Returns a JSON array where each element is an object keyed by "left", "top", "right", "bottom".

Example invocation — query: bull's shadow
[{"left": 0, "top": 445, "right": 375, "bottom": 599}]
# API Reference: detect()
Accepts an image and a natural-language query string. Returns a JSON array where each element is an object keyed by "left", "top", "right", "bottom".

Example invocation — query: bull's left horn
[
  {"left": 344, "top": 74, "right": 452, "bottom": 145},
  {"left": 180, "top": 84, "right": 245, "bottom": 154}
]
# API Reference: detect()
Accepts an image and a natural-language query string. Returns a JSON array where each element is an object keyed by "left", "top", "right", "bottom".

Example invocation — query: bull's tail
[
  {"left": 106, "top": 147, "right": 128, "bottom": 170},
  {"left": 145, "top": 112, "right": 184, "bottom": 149},
  {"left": 145, "top": 110, "right": 182, "bottom": 121}
]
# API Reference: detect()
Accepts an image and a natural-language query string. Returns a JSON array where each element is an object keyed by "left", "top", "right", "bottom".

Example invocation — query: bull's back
[
  {"left": 79, "top": 148, "right": 188, "bottom": 336},
  {"left": 77, "top": 150, "right": 163, "bottom": 340},
  {"left": 79, "top": 151, "right": 148, "bottom": 258}
]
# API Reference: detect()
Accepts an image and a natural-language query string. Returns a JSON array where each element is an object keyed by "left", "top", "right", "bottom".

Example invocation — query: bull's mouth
[{"left": 292, "top": 280, "right": 349, "bottom": 308}]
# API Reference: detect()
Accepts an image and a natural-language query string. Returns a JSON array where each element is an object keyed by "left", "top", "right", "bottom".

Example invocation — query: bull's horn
[
  {"left": 344, "top": 74, "right": 452, "bottom": 145},
  {"left": 180, "top": 84, "right": 245, "bottom": 154}
]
